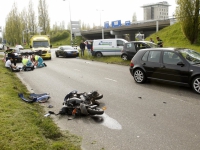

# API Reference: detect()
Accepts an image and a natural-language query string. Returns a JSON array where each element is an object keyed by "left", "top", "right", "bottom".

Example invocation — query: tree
[
  {"left": 38, "top": 0, "right": 50, "bottom": 35},
  {"left": 27, "top": 0, "right": 37, "bottom": 35},
  {"left": 5, "top": 2, "right": 22, "bottom": 46},
  {"left": 132, "top": 12, "right": 137, "bottom": 22},
  {"left": 175, "top": 0, "right": 200, "bottom": 44}
]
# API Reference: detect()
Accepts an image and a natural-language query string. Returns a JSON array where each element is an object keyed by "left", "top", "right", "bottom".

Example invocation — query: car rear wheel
[
  {"left": 133, "top": 69, "right": 146, "bottom": 83},
  {"left": 96, "top": 52, "right": 102, "bottom": 58},
  {"left": 121, "top": 54, "right": 128, "bottom": 60},
  {"left": 192, "top": 76, "right": 200, "bottom": 94}
]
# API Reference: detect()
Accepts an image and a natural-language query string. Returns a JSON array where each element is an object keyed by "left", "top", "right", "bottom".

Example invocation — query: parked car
[
  {"left": 15, "top": 45, "right": 24, "bottom": 53},
  {"left": 5, "top": 48, "right": 22, "bottom": 63},
  {"left": 92, "top": 38, "right": 128, "bottom": 57},
  {"left": 55, "top": 45, "right": 79, "bottom": 58},
  {"left": 129, "top": 48, "right": 200, "bottom": 94},
  {"left": 121, "top": 41, "right": 157, "bottom": 60}
]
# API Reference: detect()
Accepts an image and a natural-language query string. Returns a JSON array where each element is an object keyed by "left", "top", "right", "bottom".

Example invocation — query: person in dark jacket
[
  {"left": 86, "top": 41, "right": 91, "bottom": 56},
  {"left": 4, "top": 46, "right": 16, "bottom": 66},
  {"left": 156, "top": 36, "right": 163, "bottom": 47},
  {"left": 80, "top": 40, "right": 85, "bottom": 56}
]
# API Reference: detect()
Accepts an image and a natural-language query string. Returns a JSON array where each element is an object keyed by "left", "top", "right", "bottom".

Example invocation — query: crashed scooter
[{"left": 48, "top": 90, "right": 105, "bottom": 118}]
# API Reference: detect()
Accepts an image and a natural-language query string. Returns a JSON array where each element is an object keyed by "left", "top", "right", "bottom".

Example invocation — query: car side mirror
[
  {"left": 177, "top": 61, "right": 185, "bottom": 67},
  {"left": 30, "top": 45, "right": 32, "bottom": 48},
  {"left": 50, "top": 45, "right": 52, "bottom": 48}
]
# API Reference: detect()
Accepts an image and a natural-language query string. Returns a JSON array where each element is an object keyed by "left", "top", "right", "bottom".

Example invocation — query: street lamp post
[
  {"left": 63, "top": 0, "right": 72, "bottom": 45},
  {"left": 96, "top": 9, "right": 104, "bottom": 39}
]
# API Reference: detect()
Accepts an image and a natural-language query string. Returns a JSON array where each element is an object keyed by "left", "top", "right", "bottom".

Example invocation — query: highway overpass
[{"left": 80, "top": 18, "right": 176, "bottom": 41}]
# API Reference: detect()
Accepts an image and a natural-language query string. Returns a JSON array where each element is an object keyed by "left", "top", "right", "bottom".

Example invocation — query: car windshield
[
  {"left": 145, "top": 42, "right": 157, "bottom": 48},
  {"left": 33, "top": 41, "right": 49, "bottom": 48},
  {"left": 63, "top": 46, "right": 73, "bottom": 50},
  {"left": 179, "top": 49, "right": 200, "bottom": 64}
]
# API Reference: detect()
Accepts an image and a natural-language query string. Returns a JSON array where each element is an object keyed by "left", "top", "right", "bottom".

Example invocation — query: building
[{"left": 142, "top": 1, "right": 170, "bottom": 20}]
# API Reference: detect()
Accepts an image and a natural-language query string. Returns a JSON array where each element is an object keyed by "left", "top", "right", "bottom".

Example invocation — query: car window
[
  {"left": 135, "top": 43, "right": 147, "bottom": 51},
  {"left": 163, "top": 52, "right": 182, "bottom": 65},
  {"left": 142, "top": 51, "right": 149, "bottom": 61},
  {"left": 126, "top": 43, "right": 132, "bottom": 49},
  {"left": 179, "top": 49, "right": 200, "bottom": 64},
  {"left": 117, "top": 40, "right": 125, "bottom": 46},
  {"left": 148, "top": 51, "right": 161, "bottom": 63}
]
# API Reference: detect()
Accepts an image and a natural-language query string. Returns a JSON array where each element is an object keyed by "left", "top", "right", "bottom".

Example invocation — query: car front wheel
[
  {"left": 121, "top": 54, "right": 128, "bottom": 60},
  {"left": 133, "top": 69, "right": 146, "bottom": 83},
  {"left": 192, "top": 76, "right": 200, "bottom": 94}
]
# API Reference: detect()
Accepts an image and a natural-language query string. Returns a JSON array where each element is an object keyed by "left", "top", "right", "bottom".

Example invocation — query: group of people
[
  {"left": 79, "top": 40, "right": 92, "bottom": 57},
  {"left": 150, "top": 36, "right": 163, "bottom": 47},
  {"left": 4, "top": 46, "right": 46, "bottom": 71}
]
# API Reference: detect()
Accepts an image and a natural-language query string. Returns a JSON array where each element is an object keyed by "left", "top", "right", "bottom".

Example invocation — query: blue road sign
[
  {"left": 111, "top": 20, "right": 121, "bottom": 28},
  {"left": 104, "top": 21, "right": 109, "bottom": 28},
  {"left": 125, "top": 21, "right": 131, "bottom": 26}
]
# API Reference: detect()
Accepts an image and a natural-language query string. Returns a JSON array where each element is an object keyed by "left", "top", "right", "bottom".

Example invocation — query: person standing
[
  {"left": 80, "top": 40, "right": 85, "bottom": 57},
  {"left": 156, "top": 36, "right": 163, "bottom": 47},
  {"left": 86, "top": 41, "right": 91, "bottom": 56},
  {"left": 150, "top": 38, "right": 154, "bottom": 43}
]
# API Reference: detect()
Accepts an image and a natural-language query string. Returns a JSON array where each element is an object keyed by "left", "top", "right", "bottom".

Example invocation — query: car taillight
[{"left": 130, "top": 62, "right": 134, "bottom": 67}]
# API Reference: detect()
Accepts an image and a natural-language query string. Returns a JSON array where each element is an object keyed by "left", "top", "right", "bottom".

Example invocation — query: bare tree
[
  {"left": 175, "top": 0, "right": 200, "bottom": 44},
  {"left": 38, "top": 0, "right": 50, "bottom": 35}
]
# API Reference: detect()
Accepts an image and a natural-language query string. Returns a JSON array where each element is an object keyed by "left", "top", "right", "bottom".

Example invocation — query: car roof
[
  {"left": 59, "top": 45, "right": 72, "bottom": 47},
  {"left": 140, "top": 47, "right": 190, "bottom": 52}
]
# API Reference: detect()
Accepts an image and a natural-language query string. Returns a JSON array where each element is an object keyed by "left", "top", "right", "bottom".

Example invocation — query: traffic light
[{"left": 72, "top": 33, "right": 75, "bottom": 38}]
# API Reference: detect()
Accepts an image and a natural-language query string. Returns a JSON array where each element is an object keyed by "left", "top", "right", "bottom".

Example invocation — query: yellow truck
[{"left": 30, "top": 35, "right": 52, "bottom": 60}]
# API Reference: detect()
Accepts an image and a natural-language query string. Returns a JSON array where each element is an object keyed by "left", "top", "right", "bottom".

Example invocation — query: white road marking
[
  {"left": 105, "top": 78, "right": 117, "bottom": 82},
  {"left": 74, "top": 69, "right": 80, "bottom": 71},
  {"left": 171, "top": 97, "right": 184, "bottom": 102}
]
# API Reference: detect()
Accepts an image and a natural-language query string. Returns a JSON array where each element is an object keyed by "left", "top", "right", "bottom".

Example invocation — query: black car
[
  {"left": 5, "top": 48, "right": 22, "bottom": 63},
  {"left": 121, "top": 41, "right": 157, "bottom": 60},
  {"left": 55, "top": 45, "right": 79, "bottom": 58},
  {"left": 129, "top": 48, "right": 200, "bottom": 94}
]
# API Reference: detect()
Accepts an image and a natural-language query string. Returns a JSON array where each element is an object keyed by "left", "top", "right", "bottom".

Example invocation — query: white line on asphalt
[
  {"left": 105, "top": 78, "right": 117, "bottom": 82},
  {"left": 74, "top": 69, "right": 80, "bottom": 71}
]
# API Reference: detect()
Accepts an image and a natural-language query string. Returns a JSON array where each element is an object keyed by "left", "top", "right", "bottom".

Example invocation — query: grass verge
[
  {"left": 79, "top": 50, "right": 131, "bottom": 66},
  {"left": 0, "top": 55, "right": 82, "bottom": 150}
]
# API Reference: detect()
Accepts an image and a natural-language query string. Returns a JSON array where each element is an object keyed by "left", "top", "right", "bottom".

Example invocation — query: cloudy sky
[{"left": 0, "top": 0, "right": 177, "bottom": 31}]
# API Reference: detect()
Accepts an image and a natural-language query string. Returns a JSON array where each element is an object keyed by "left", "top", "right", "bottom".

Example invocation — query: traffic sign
[{"left": 111, "top": 20, "right": 121, "bottom": 28}]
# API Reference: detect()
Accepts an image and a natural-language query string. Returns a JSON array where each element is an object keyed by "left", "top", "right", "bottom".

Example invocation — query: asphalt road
[{"left": 4, "top": 49, "right": 200, "bottom": 150}]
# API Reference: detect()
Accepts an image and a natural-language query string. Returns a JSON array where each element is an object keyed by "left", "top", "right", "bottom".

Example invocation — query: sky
[{"left": 0, "top": 0, "right": 177, "bottom": 33}]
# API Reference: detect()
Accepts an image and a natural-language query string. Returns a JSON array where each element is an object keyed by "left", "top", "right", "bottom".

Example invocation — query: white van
[{"left": 92, "top": 38, "right": 128, "bottom": 57}]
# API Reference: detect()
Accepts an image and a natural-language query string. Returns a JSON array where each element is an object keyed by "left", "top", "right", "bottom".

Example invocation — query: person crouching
[
  {"left": 32, "top": 54, "right": 47, "bottom": 68},
  {"left": 22, "top": 55, "right": 34, "bottom": 70}
]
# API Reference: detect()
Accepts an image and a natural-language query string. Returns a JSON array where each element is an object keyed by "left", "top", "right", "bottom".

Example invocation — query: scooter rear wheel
[{"left": 87, "top": 107, "right": 104, "bottom": 115}]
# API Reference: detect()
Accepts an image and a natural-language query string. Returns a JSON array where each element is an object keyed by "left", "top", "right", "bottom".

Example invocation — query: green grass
[
  {"left": 1, "top": 21, "right": 200, "bottom": 149},
  {"left": 145, "top": 22, "right": 200, "bottom": 52},
  {"left": 0, "top": 56, "right": 82, "bottom": 150},
  {"left": 79, "top": 50, "right": 131, "bottom": 66},
  {"left": 78, "top": 22, "right": 200, "bottom": 64}
]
